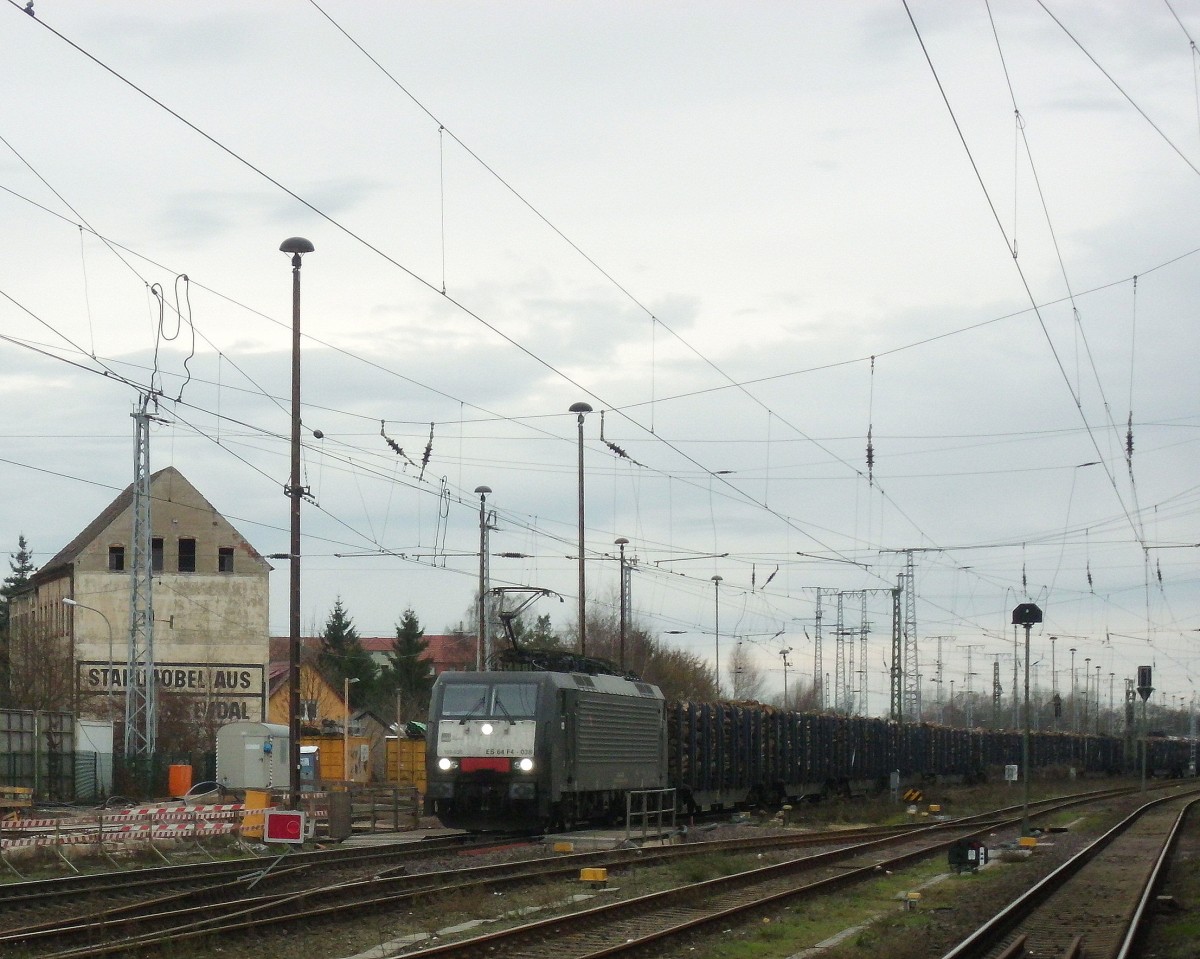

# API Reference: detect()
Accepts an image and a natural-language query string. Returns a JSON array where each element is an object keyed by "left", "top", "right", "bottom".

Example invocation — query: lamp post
[
  {"left": 1084, "top": 657, "right": 1091, "bottom": 732},
  {"left": 280, "top": 235, "right": 314, "bottom": 810},
  {"left": 63, "top": 598, "right": 114, "bottom": 719},
  {"left": 1069, "top": 647, "right": 1077, "bottom": 734},
  {"left": 475, "top": 486, "right": 492, "bottom": 671},
  {"left": 569, "top": 402, "right": 592, "bottom": 656},
  {"left": 1012, "top": 603, "right": 1042, "bottom": 837},
  {"left": 711, "top": 575, "right": 723, "bottom": 697},
  {"left": 1137, "top": 666, "right": 1154, "bottom": 792},
  {"left": 615, "top": 537, "right": 629, "bottom": 671},
  {"left": 1108, "top": 672, "right": 1115, "bottom": 735},
  {"left": 1049, "top": 636, "right": 1058, "bottom": 731},
  {"left": 344, "top": 676, "right": 360, "bottom": 782},
  {"left": 780, "top": 647, "right": 793, "bottom": 710}
]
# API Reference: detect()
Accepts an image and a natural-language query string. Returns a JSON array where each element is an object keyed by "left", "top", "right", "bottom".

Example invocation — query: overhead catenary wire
[
  {"left": 6, "top": 7, "right": 863, "bottom": 577},
  {"left": 904, "top": 0, "right": 1145, "bottom": 553},
  {"left": 4, "top": 5, "right": 1195, "bottom": 681}
]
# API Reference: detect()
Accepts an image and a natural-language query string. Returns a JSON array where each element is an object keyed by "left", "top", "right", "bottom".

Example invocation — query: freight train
[{"left": 423, "top": 668, "right": 1193, "bottom": 831}]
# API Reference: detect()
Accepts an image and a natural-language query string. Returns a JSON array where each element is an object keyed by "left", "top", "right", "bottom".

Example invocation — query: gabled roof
[
  {"left": 267, "top": 659, "right": 342, "bottom": 698},
  {"left": 34, "top": 465, "right": 268, "bottom": 584},
  {"left": 35, "top": 478, "right": 144, "bottom": 583}
]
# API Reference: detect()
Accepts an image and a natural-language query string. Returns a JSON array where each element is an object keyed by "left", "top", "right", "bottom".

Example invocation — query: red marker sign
[{"left": 263, "top": 810, "right": 306, "bottom": 844}]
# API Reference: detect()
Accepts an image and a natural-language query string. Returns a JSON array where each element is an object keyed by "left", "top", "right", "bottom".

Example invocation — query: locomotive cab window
[
  {"left": 441, "top": 684, "right": 489, "bottom": 718},
  {"left": 493, "top": 684, "right": 538, "bottom": 718},
  {"left": 440, "top": 682, "right": 540, "bottom": 719}
]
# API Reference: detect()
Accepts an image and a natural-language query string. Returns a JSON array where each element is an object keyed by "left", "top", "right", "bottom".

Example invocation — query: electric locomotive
[{"left": 424, "top": 669, "right": 667, "bottom": 831}]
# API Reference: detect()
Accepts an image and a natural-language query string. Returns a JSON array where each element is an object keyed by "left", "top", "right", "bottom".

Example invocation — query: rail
[{"left": 938, "top": 788, "right": 1200, "bottom": 959}]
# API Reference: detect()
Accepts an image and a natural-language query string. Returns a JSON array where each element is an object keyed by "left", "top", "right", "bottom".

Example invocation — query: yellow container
[
  {"left": 580, "top": 868, "right": 607, "bottom": 884},
  {"left": 302, "top": 735, "right": 372, "bottom": 783},
  {"left": 242, "top": 788, "right": 272, "bottom": 840},
  {"left": 1017, "top": 836, "right": 1038, "bottom": 848},
  {"left": 386, "top": 737, "right": 428, "bottom": 791}
]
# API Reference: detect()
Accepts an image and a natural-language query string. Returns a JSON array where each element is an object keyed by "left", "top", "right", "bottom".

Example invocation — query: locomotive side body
[{"left": 425, "top": 670, "right": 667, "bottom": 831}]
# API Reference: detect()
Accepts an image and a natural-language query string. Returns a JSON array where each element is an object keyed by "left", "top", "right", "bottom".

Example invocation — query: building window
[
  {"left": 108, "top": 545, "right": 125, "bottom": 571},
  {"left": 178, "top": 537, "right": 197, "bottom": 573},
  {"left": 152, "top": 537, "right": 164, "bottom": 573},
  {"left": 300, "top": 700, "right": 318, "bottom": 722},
  {"left": 218, "top": 547, "right": 234, "bottom": 573}
]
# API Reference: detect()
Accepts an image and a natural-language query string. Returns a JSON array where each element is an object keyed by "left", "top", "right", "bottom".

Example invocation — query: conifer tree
[
  {"left": 0, "top": 535, "right": 35, "bottom": 705},
  {"left": 0, "top": 534, "right": 35, "bottom": 636},
  {"left": 387, "top": 608, "right": 433, "bottom": 722},
  {"left": 318, "top": 598, "right": 378, "bottom": 710}
]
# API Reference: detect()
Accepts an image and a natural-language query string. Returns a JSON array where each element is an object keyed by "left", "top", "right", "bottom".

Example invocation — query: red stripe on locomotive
[{"left": 460, "top": 757, "right": 510, "bottom": 773}]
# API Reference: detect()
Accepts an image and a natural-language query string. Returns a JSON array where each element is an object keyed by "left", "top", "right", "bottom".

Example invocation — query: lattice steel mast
[
  {"left": 890, "top": 578, "right": 902, "bottom": 720},
  {"left": 126, "top": 394, "right": 157, "bottom": 756},
  {"left": 813, "top": 589, "right": 824, "bottom": 710},
  {"left": 901, "top": 550, "right": 919, "bottom": 720},
  {"left": 834, "top": 592, "right": 847, "bottom": 713},
  {"left": 858, "top": 592, "right": 869, "bottom": 717}
]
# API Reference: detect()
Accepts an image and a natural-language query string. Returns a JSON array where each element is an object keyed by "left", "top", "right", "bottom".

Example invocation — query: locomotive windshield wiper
[
  {"left": 493, "top": 696, "right": 517, "bottom": 726},
  {"left": 458, "top": 695, "right": 487, "bottom": 725}
]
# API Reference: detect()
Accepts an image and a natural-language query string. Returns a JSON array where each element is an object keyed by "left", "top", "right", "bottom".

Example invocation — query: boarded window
[
  {"left": 218, "top": 547, "right": 234, "bottom": 573},
  {"left": 152, "top": 537, "right": 164, "bottom": 572},
  {"left": 108, "top": 545, "right": 125, "bottom": 572},
  {"left": 178, "top": 538, "right": 197, "bottom": 573}
]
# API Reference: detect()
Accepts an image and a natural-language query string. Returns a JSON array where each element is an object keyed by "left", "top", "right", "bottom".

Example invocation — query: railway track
[
  {"left": 0, "top": 834, "right": 502, "bottom": 929},
  {"left": 939, "top": 789, "right": 1199, "bottom": 959},
  {"left": 5, "top": 784, "right": 1161, "bottom": 959}
]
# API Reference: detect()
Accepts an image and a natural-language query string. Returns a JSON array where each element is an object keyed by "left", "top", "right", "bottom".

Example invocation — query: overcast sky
[{"left": 2, "top": 1, "right": 1198, "bottom": 716}]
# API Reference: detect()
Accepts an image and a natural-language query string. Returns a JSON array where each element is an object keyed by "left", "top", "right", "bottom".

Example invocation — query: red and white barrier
[
  {"left": 0, "top": 803, "right": 249, "bottom": 850},
  {"left": 1, "top": 820, "right": 239, "bottom": 849}
]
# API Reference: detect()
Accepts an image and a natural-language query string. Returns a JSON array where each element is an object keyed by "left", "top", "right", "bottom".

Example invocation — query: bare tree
[
  {"left": 765, "top": 677, "right": 823, "bottom": 713},
  {"left": 158, "top": 693, "right": 221, "bottom": 755},
  {"left": 577, "top": 596, "right": 716, "bottom": 700},
  {"left": 728, "top": 642, "right": 766, "bottom": 701},
  {"left": 6, "top": 616, "right": 74, "bottom": 713}
]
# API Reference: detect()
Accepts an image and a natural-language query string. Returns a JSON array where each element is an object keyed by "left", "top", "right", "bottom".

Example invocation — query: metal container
[{"left": 215, "top": 721, "right": 289, "bottom": 791}]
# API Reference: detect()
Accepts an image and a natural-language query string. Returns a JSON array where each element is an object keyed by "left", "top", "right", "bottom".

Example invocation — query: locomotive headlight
[
  {"left": 437, "top": 757, "right": 458, "bottom": 771},
  {"left": 481, "top": 722, "right": 494, "bottom": 735},
  {"left": 515, "top": 757, "right": 534, "bottom": 772}
]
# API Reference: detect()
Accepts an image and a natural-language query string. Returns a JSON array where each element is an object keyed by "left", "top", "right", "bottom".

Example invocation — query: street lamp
[
  {"left": 569, "top": 402, "right": 592, "bottom": 656},
  {"left": 780, "top": 646, "right": 793, "bottom": 710},
  {"left": 1137, "top": 666, "right": 1154, "bottom": 792},
  {"left": 1012, "top": 603, "right": 1042, "bottom": 837},
  {"left": 615, "top": 537, "right": 629, "bottom": 670},
  {"left": 344, "top": 676, "right": 360, "bottom": 782},
  {"left": 475, "top": 486, "right": 492, "bottom": 671},
  {"left": 1084, "top": 657, "right": 1091, "bottom": 732},
  {"left": 63, "top": 598, "right": 114, "bottom": 719},
  {"left": 711, "top": 575, "right": 723, "bottom": 697},
  {"left": 281, "top": 235, "right": 314, "bottom": 810},
  {"left": 1069, "top": 647, "right": 1077, "bottom": 734}
]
